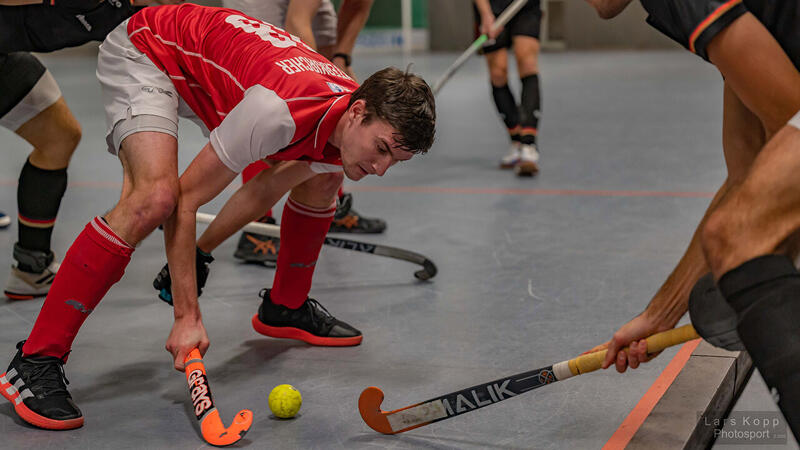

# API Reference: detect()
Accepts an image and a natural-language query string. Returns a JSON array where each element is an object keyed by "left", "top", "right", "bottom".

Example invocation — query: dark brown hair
[{"left": 349, "top": 67, "right": 436, "bottom": 154}]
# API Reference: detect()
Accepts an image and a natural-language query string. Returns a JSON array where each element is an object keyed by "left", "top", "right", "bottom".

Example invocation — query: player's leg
[
  {"left": 700, "top": 15, "right": 800, "bottom": 436},
  {"left": 703, "top": 120, "right": 800, "bottom": 439},
  {"left": 5, "top": 98, "right": 79, "bottom": 300},
  {"left": 512, "top": 34, "right": 541, "bottom": 176},
  {"left": 1, "top": 131, "right": 177, "bottom": 430},
  {"left": 233, "top": 161, "right": 281, "bottom": 266},
  {"left": 0, "top": 53, "right": 78, "bottom": 300},
  {"left": 253, "top": 171, "right": 363, "bottom": 346},
  {"left": 484, "top": 48, "right": 523, "bottom": 169}
]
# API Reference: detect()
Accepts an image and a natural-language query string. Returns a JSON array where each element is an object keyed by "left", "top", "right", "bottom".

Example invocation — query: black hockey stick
[
  {"left": 359, "top": 324, "right": 700, "bottom": 434},
  {"left": 196, "top": 212, "right": 437, "bottom": 281}
]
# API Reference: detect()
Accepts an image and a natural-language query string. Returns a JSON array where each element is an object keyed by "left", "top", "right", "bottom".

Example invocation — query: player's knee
[
  {"left": 489, "top": 66, "right": 508, "bottom": 86},
  {"left": 133, "top": 182, "right": 179, "bottom": 231},
  {"left": 701, "top": 209, "right": 735, "bottom": 273},
  {"left": 315, "top": 172, "right": 344, "bottom": 196}
]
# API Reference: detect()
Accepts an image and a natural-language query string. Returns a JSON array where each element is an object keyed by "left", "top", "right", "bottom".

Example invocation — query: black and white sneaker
[
  {"left": 329, "top": 193, "right": 386, "bottom": 234},
  {"left": 233, "top": 216, "right": 280, "bottom": 266},
  {"left": 251, "top": 289, "right": 362, "bottom": 346},
  {"left": 0, "top": 341, "right": 83, "bottom": 430}
]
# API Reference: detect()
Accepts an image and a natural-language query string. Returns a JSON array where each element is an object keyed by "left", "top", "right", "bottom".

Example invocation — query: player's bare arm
[
  {"left": 163, "top": 143, "right": 237, "bottom": 371},
  {"left": 196, "top": 161, "right": 317, "bottom": 253},
  {"left": 473, "top": 0, "right": 500, "bottom": 40},
  {"left": 600, "top": 11, "right": 800, "bottom": 373},
  {"left": 332, "top": 0, "right": 373, "bottom": 76},
  {"left": 583, "top": 0, "right": 633, "bottom": 19},
  {"left": 285, "top": 0, "right": 323, "bottom": 50}
]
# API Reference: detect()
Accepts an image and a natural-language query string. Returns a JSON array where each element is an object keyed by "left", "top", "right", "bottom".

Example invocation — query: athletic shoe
[
  {"left": 0, "top": 341, "right": 83, "bottom": 430},
  {"left": 233, "top": 216, "right": 279, "bottom": 267},
  {"left": 0, "top": 211, "right": 10, "bottom": 229},
  {"left": 251, "top": 289, "right": 363, "bottom": 346},
  {"left": 514, "top": 144, "right": 540, "bottom": 177},
  {"left": 499, "top": 142, "right": 521, "bottom": 169},
  {"left": 4, "top": 246, "right": 58, "bottom": 300},
  {"left": 329, "top": 193, "right": 386, "bottom": 234},
  {"left": 153, "top": 247, "right": 214, "bottom": 305}
]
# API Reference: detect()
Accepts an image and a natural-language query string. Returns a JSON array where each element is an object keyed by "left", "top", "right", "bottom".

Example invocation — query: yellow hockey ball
[{"left": 268, "top": 384, "right": 302, "bottom": 419}]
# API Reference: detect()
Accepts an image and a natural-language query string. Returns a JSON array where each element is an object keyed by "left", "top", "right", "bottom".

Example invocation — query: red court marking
[
  {"left": 348, "top": 185, "right": 714, "bottom": 199},
  {"left": 602, "top": 338, "right": 702, "bottom": 450},
  {"left": 0, "top": 179, "right": 714, "bottom": 198}
]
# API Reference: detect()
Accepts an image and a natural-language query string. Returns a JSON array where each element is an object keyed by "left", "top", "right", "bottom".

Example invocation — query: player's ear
[{"left": 349, "top": 99, "right": 366, "bottom": 122}]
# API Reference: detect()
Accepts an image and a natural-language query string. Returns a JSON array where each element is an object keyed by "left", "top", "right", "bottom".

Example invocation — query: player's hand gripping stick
[
  {"left": 184, "top": 349, "right": 253, "bottom": 446},
  {"left": 432, "top": 0, "right": 529, "bottom": 95},
  {"left": 359, "top": 324, "right": 700, "bottom": 434}
]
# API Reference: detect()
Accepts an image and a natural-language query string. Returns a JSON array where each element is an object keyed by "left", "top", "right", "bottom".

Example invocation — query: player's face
[{"left": 339, "top": 108, "right": 414, "bottom": 181}]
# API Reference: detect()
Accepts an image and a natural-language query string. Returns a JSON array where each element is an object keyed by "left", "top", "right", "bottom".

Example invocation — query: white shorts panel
[
  {"left": 0, "top": 70, "right": 61, "bottom": 131},
  {"left": 97, "top": 19, "right": 180, "bottom": 155}
]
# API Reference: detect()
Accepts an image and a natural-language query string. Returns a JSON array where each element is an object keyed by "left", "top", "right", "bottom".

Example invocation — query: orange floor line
[{"left": 602, "top": 338, "right": 702, "bottom": 450}]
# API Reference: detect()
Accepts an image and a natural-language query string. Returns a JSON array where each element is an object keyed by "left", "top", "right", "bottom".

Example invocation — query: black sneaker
[
  {"left": 0, "top": 341, "right": 83, "bottom": 430},
  {"left": 251, "top": 289, "right": 362, "bottom": 346},
  {"left": 153, "top": 247, "right": 214, "bottom": 305},
  {"left": 329, "top": 193, "right": 386, "bottom": 234},
  {"left": 233, "top": 216, "right": 280, "bottom": 266}
]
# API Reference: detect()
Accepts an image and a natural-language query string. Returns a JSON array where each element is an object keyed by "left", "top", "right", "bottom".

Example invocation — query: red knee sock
[
  {"left": 270, "top": 198, "right": 335, "bottom": 309},
  {"left": 337, "top": 186, "right": 344, "bottom": 198},
  {"left": 242, "top": 161, "right": 273, "bottom": 218},
  {"left": 23, "top": 217, "right": 134, "bottom": 358}
]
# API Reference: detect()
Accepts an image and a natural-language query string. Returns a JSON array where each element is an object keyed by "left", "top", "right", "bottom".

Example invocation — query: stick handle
[{"left": 567, "top": 324, "right": 700, "bottom": 376}]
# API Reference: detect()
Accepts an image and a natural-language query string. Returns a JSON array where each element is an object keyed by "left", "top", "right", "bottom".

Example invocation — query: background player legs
[
  {"left": 5, "top": 97, "right": 80, "bottom": 300},
  {"left": 486, "top": 48, "right": 522, "bottom": 169},
  {"left": 512, "top": 34, "right": 541, "bottom": 176}
]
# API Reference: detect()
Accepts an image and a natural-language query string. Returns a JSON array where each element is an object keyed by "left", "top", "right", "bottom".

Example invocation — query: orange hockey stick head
[
  {"left": 185, "top": 349, "right": 254, "bottom": 446},
  {"left": 358, "top": 387, "right": 395, "bottom": 434}
]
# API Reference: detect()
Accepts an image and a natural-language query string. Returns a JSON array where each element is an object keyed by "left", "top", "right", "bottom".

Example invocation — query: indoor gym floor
[{"left": 0, "top": 48, "right": 796, "bottom": 449}]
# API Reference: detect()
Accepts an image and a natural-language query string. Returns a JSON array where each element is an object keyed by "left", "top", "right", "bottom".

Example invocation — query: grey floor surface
[{"left": 0, "top": 48, "right": 791, "bottom": 449}]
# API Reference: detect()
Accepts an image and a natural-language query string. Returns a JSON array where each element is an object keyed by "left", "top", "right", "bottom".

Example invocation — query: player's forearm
[
  {"left": 583, "top": 0, "right": 633, "bottom": 19},
  {"left": 472, "top": 0, "right": 493, "bottom": 20},
  {"left": 196, "top": 161, "right": 314, "bottom": 251},
  {"left": 643, "top": 179, "right": 732, "bottom": 326},
  {"left": 334, "top": 0, "right": 373, "bottom": 55},
  {"left": 164, "top": 207, "right": 202, "bottom": 320}
]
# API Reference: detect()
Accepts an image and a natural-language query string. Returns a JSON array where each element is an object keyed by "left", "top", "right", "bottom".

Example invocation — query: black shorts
[
  {"left": 473, "top": 0, "right": 542, "bottom": 54},
  {"left": 0, "top": 53, "right": 47, "bottom": 119},
  {"left": 641, "top": 0, "right": 800, "bottom": 68},
  {"left": 0, "top": 0, "right": 137, "bottom": 54}
]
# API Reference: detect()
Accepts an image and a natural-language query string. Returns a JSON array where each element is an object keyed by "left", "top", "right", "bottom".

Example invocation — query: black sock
[
  {"left": 519, "top": 74, "right": 540, "bottom": 146},
  {"left": 17, "top": 158, "right": 67, "bottom": 258},
  {"left": 491, "top": 83, "right": 519, "bottom": 133},
  {"left": 718, "top": 255, "right": 800, "bottom": 440}
]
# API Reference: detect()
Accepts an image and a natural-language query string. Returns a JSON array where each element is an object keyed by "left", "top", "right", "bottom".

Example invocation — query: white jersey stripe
[
  {"left": 129, "top": 26, "right": 245, "bottom": 92},
  {"left": 314, "top": 96, "right": 345, "bottom": 149}
]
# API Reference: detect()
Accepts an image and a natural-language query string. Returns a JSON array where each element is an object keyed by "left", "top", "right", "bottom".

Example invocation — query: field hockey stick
[
  {"left": 359, "top": 324, "right": 700, "bottom": 434},
  {"left": 184, "top": 349, "right": 254, "bottom": 446},
  {"left": 431, "top": 0, "right": 529, "bottom": 95},
  {"left": 196, "top": 212, "right": 437, "bottom": 281}
]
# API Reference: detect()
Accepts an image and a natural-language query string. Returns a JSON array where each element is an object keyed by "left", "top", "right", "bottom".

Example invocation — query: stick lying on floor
[
  {"left": 195, "top": 212, "right": 438, "bottom": 281},
  {"left": 359, "top": 324, "right": 700, "bottom": 434}
]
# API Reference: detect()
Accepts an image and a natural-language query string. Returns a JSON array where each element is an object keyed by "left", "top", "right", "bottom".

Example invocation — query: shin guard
[
  {"left": 22, "top": 217, "right": 133, "bottom": 358},
  {"left": 718, "top": 255, "right": 800, "bottom": 439},
  {"left": 17, "top": 158, "right": 67, "bottom": 257},
  {"left": 519, "top": 74, "right": 540, "bottom": 146},
  {"left": 491, "top": 84, "right": 520, "bottom": 132},
  {"left": 270, "top": 198, "right": 335, "bottom": 309}
]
